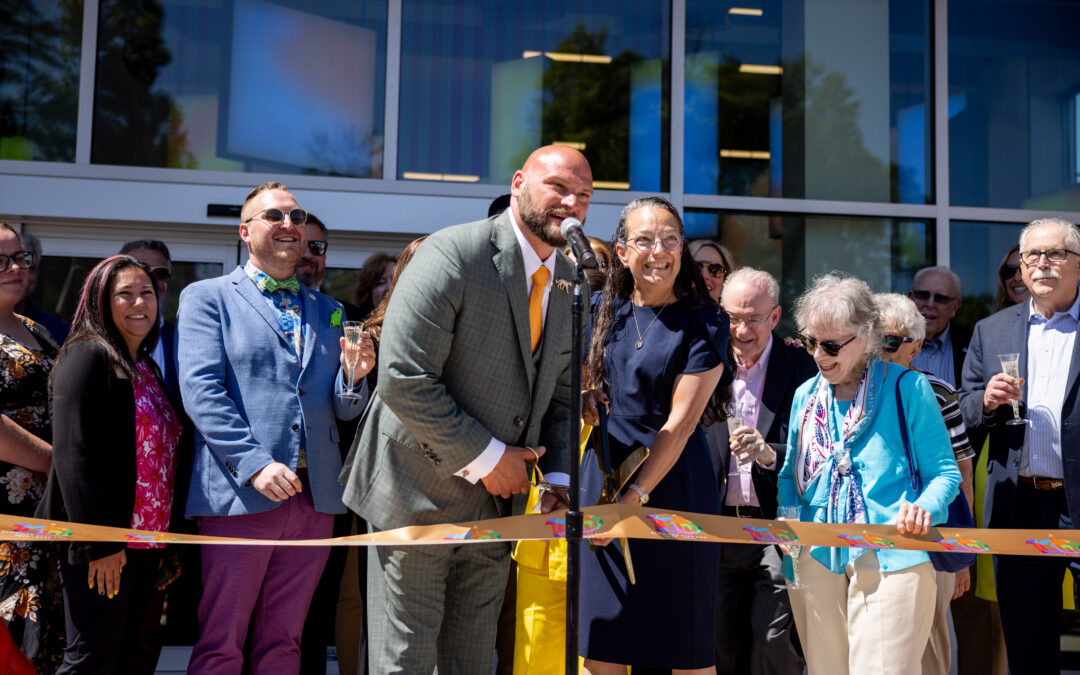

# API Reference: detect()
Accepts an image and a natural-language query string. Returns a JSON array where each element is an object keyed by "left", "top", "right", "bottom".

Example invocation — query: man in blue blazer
[
  {"left": 178, "top": 181, "right": 372, "bottom": 674},
  {"left": 959, "top": 217, "right": 1080, "bottom": 674}
]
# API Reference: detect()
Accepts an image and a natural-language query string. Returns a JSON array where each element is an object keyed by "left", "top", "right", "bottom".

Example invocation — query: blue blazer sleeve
[{"left": 177, "top": 281, "right": 275, "bottom": 485}]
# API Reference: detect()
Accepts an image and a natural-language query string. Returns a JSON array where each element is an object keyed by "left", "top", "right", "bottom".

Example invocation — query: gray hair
[
  {"left": 874, "top": 292, "right": 926, "bottom": 343},
  {"left": 794, "top": 273, "right": 883, "bottom": 356},
  {"left": 18, "top": 232, "right": 42, "bottom": 260},
  {"left": 722, "top": 267, "right": 779, "bottom": 306},
  {"left": 912, "top": 265, "right": 963, "bottom": 297},
  {"left": 1019, "top": 217, "right": 1080, "bottom": 253}
]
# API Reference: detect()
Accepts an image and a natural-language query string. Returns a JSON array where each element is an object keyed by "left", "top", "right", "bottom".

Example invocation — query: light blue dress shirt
[{"left": 910, "top": 323, "right": 956, "bottom": 388}]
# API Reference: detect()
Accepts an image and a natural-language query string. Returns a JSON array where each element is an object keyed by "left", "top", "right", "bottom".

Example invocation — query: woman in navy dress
[{"left": 580, "top": 196, "right": 732, "bottom": 673}]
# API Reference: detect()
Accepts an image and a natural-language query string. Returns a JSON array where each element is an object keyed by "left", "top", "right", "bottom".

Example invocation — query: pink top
[
  {"left": 725, "top": 336, "right": 773, "bottom": 507},
  {"left": 128, "top": 361, "right": 181, "bottom": 549}
]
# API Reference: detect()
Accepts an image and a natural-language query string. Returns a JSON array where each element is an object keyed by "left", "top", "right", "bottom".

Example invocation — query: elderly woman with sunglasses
[
  {"left": 875, "top": 292, "right": 975, "bottom": 675},
  {"left": 777, "top": 273, "right": 960, "bottom": 675}
]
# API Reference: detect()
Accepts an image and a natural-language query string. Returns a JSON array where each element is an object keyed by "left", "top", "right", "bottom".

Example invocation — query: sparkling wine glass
[
  {"left": 339, "top": 321, "right": 364, "bottom": 399},
  {"left": 997, "top": 353, "right": 1028, "bottom": 425},
  {"left": 778, "top": 506, "right": 804, "bottom": 589}
]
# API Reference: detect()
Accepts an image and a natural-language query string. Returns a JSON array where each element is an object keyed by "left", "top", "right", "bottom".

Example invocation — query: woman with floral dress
[
  {"left": 37, "top": 255, "right": 182, "bottom": 673},
  {"left": 0, "top": 222, "right": 63, "bottom": 672}
]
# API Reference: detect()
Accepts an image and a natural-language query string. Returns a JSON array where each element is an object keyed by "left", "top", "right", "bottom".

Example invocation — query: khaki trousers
[
  {"left": 788, "top": 549, "right": 936, "bottom": 674},
  {"left": 920, "top": 570, "right": 956, "bottom": 675}
]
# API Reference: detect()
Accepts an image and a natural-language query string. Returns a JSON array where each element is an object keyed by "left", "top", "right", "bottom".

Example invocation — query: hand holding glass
[
  {"left": 777, "top": 506, "right": 804, "bottom": 589},
  {"left": 996, "top": 353, "right": 1027, "bottom": 425},
  {"left": 340, "top": 321, "right": 366, "bottom": 400}
]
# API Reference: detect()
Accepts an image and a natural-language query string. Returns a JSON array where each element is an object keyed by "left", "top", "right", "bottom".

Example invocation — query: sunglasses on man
[
  {"left": 308, "top": 240, "right": 328, "bottom": 256},
  {"left": 908, "top": 289, "right": 956, "bottom": 306},
  {"left": 243, "top": 208, "right": 309, "bottom": 227},
  {"left": 149, "top": 266, "right": 172, "bottom": 282},
  {"left": 790, "top": 333, "right": 857, "bottom": 357},
  {"left": 882, "top": 334, "right": 916, "bottom": 353}
]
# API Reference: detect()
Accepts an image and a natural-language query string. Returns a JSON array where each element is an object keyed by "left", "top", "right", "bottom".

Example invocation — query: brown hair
[
  {"left": 354, "top": 251, "right": 398, "bottom": 312},
  {"left": 242, "top": 181, "right": 291, "bottom": 219},
  {"left": 364, "top": 237, "right": 427, "bottom": 344},
  {"left": 994, "top": 244, "right": 1022, "bottom": 313}
]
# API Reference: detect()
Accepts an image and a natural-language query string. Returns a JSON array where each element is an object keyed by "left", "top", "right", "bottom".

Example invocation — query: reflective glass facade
[
  {"left": 0, "top": 0, "right": 83, "bottom": 162},
  {"left": 398, "top": 0, "right": 670, "bottom": 189},
  {"left": 949, "top": 0, "right": 1080, "bottom": 211},
  {"left": 684, "top": 0, "right": 932, "bottom": 203},
  {"left": 92, "top": 0, "right": 387, "bottom": 175}
]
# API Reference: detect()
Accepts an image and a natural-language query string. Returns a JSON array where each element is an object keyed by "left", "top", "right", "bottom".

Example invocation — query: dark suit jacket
[
  {"left": 703, "top": 336, "right": 817, "bottom": 519},
  {"left": 958, "top": 302, "right": 1080, "bottom": 527},
  {"left": 37, "top": 341, "right": 179, "bottom": 563},
  {"left": 949, "top": 324, "right": 972, "bottom": 390}
]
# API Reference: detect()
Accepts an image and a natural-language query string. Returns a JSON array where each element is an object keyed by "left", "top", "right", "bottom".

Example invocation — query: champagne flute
[
  {"left": 997, "top": 353, "right": 1028, "bottom": 425},
  {"left": 339, "top": 321, "right": 364, "bottom": 399},
  {"left": 727, "top": 402, "right": 747, "bottom": 462},
  {"left": 778, "top": 506, "right": 804, "bottom": 589}
]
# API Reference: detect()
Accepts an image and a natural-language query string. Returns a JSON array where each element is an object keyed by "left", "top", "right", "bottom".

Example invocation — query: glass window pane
[
  {"left": 949, "top": 0, "right": 1080, "bottom": 210},
  {"left": 0, "top": 0, "right": 83, "bottom": 162},
  {"left": 32, "top": 256, "right": 222, "bottom": 324},
  {"left": 398, "top": 0, "right": 669, "bottom": 190},
  {"left": 949, "top": 220, "right": 1024, "bottom": 329},
  {"left": 684, "top": 0, "right": 932, "bottom": 204},
  {"left": 92, "top": 0, "right": 386, "bottom": 176},
  {"left": 684, "top": 210, "right": 933, "bottom": 335}
]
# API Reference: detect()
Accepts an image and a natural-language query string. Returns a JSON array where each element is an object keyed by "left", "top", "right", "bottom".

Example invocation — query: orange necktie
[{"left": 529, "top": 266, "right": 549, "bottom": 353}]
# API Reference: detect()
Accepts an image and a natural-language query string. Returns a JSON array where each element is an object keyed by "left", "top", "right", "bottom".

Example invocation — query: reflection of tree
[
  {"left": 304, "top": 127, "right": 383, "bottom": 178},
  {"left": 92, "top": 0, "right": 182, "bottom": 166},
  {"left": 0, "top": 0, "right": 81, "bottom": 161},
  {"left": 540, "top": 25, "right": 657, "bottom": 186}
]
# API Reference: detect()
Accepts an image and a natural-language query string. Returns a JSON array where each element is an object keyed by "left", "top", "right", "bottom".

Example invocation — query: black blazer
[
  {"left": 959, "top": 302, "right": 1080, "bottom": 527},
  {"left": 703, "top": 336, "right": 818, "bottom": 518},
  {"left": 37, "top": 340, "right": 179, "bottom": 563},
  {"left": 949, "top": 324, "right": 972, "bottom": 389}
]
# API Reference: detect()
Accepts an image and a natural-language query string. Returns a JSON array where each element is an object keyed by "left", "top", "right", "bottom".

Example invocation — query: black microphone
[{"left": 560, "top": 217, "right": 598, "bottom": 269}]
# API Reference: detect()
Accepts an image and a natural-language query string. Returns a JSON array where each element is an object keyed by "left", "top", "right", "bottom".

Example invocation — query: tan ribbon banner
[{"left": 2, "top": 505, "right": 1078, "bottom": 557}]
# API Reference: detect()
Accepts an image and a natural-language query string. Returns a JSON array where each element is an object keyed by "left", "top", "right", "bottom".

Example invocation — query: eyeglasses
[
  {"left": 308, "top": 240, "right": 328, "bottom": 256},
  {"left": 697, "top": 261, "right": 727, "bottom": 279},
  {"left": 908, "top": 289, "right": 956, "bottom": 306},
  {"left": 148, "top": 266, "right": 172, "bottom": 282},
  {"left": 998, "top": 263, "right": 1020, "bottom": 280},
  {"left": 792, "top": 332, "right": 857, "bottom": 357},
  {"left": 623, "top": 231, "right": 684, "bottom": 253},
  {"left": 0, "top": 251, "right": 34, "bottom": 273},
  {"left": 1019, "top": 248, "right": 1080, "bottom": 266},
  {"left": 883, "top": 334, "right": 916, "bottom": 353},
  {"left": 728, "top": 311, "right": 775, "bottom": 328},
  {"left": 243, "top": 208, "right": 309, "bottom": 227}
]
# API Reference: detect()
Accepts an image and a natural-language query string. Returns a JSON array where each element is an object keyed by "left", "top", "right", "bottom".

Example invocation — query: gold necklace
[{"left": 631, "top": 302, "right": 667, "bottom": 349}]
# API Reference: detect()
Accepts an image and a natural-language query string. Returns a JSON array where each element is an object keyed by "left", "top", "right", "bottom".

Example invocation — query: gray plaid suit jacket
[{"left": 340, "top": 211, "right": 576, "bottom": 530}]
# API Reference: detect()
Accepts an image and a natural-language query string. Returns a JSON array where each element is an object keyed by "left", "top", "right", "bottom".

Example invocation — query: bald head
[{"left": 510, "top": 145, "right": 594, "bottom": 256}]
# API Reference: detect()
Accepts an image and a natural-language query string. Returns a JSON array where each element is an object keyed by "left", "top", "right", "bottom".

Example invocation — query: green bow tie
[{"left": 260, "top": 276, "right": 301, "bottom": 295}]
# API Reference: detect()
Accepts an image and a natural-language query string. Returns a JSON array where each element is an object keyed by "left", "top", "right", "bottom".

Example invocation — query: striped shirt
[
  {"left": 924, "top": 373, "right": 976, "bottom": 462},
  {"left": 1020, "top": 293, "right": 1080, "bottom": 479}
]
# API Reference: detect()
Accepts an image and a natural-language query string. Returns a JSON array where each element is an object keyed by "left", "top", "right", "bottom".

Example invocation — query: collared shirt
[
  {"left": 455, "top": 208, "right": 558, "bottom": 484},
  {"left": 1020, "top": 292, "right": 1080, "bottom": 479},
  {"left": 244, "top": 261, "right": 305, "bottom": 361},
  {"left": 911, "top": 323, "right": 956, "bottom": 388},
  {"left": 725, "top": 335, "right": 774, "bottom": 507}
]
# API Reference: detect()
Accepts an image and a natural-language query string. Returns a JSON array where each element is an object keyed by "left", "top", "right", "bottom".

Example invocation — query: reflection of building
[{"left": 2, "top": 0, "right": 1080, "bottom": 334}]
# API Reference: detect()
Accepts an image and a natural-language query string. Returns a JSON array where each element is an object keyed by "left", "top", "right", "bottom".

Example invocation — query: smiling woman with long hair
[{"left": 37, "top": 255, "right": 182, "bottom": 673}]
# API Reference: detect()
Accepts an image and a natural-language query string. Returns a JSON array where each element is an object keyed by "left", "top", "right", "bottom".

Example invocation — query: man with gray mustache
[{"left": 958, "top": 217, "right": 1080, "bottom": 674}]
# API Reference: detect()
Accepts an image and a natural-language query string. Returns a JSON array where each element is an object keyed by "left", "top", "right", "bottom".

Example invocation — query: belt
[
  {"left": 722, "top": 504, "right": 765, "bottom": 519},
  {"left": 1018, "top": 475, "right": 1064, "bottom": 491}
]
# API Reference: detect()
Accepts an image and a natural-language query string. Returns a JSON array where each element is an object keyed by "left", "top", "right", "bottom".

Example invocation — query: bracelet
[{"left": 627, "top": 483, "right": 649, "bottom": 505}]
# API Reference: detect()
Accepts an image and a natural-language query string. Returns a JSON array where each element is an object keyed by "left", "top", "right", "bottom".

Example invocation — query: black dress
[
  {"left": 0, "top": 317, "right": 63, "bottom": 673},
  {"left": 580, "top": 295, "right": 731, "bottom": 669}
]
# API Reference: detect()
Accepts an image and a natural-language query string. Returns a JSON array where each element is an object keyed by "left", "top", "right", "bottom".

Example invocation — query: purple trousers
[{"left": 188, "top": 478, "right": 332, "bottom": 674}]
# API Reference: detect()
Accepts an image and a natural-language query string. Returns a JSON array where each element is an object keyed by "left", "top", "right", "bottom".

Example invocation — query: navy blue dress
[{"left": 579, "top": 295, "right": 731, "bottom": 669}]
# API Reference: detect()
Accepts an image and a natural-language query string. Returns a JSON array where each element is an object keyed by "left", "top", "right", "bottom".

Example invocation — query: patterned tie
[
  {"left": 260, "top": 276, "right": 301, "bottom": 295},
  {"left": 529, "top": 266, "right": 549, "bottom": 354}
]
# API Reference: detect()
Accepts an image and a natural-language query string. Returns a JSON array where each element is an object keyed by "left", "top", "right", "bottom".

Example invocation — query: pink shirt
[
  {"left": 725, "top": 336, "right": 773, "bottom": 507},
  {"left": 129, "top": 361, "right": 181, "bottom": 549}
]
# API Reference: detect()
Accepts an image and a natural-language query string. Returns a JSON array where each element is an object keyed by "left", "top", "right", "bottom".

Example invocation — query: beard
[{"left": 518, "top": 185, "right": 571, "bottom": 247}]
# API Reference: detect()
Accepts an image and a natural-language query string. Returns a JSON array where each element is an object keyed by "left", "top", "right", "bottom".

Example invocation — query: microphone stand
[{"left": 566, "top": 259, "right": 586, "bottom": 675}]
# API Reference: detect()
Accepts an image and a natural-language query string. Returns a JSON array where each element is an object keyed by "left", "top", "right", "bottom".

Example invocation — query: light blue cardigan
[{"left": 778, "top": 360, "right": 961, "bottom": 574}]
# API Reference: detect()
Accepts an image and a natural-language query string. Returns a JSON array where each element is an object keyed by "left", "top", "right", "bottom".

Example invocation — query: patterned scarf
[{"left": 793, "top": 357, "right": 886, "bottom": 525}]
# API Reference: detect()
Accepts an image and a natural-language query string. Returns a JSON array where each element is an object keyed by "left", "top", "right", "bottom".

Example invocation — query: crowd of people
[{"left": 0, "top": 143, "right": 1075, "bottom": 674}]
